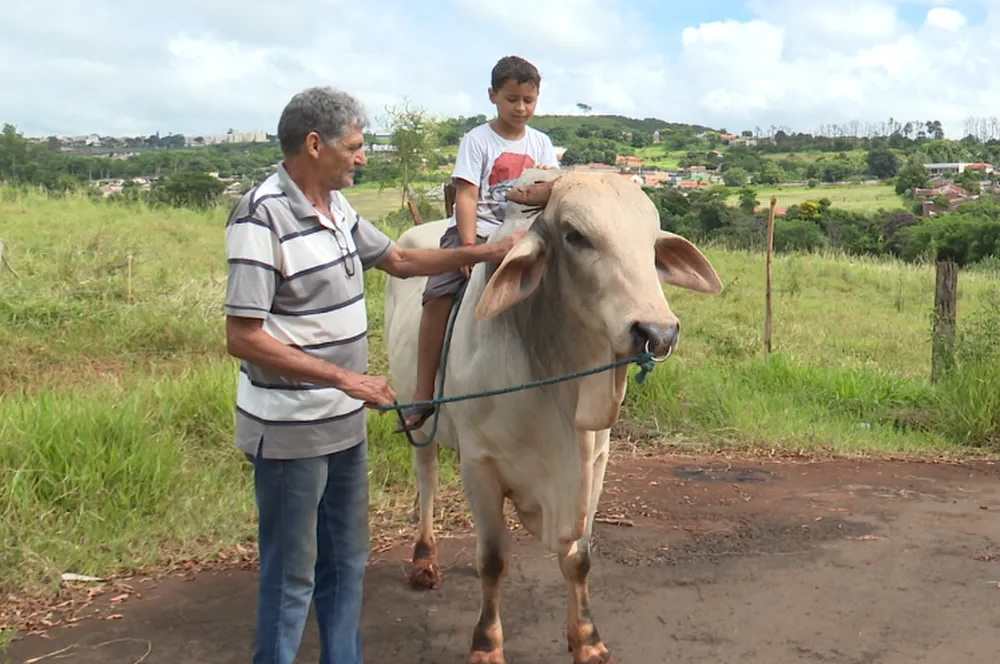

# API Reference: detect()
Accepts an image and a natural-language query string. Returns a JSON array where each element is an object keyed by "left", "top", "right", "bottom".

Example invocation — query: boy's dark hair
[{"left": 491, "top": 55, "right": 541, "bottom": 91}]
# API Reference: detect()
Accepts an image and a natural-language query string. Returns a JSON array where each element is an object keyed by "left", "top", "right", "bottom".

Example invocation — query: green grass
[
  {"left": 623, "top": 248, "right": 999, "bottom": 454},
  {"left": 737, "top": 183, "right": 907, "bottom": 212},
  {"left": 762, "top": 149, "right": 869, "bottom": 164},
  {"left": 633, "top": 147, "right": 687, "bottom": 169},
  {"left": 0, "top": 184, "right": 997, "bottom": 618},
  {"left": 344, "top": 182, "right": 411, "bottom": 220}
]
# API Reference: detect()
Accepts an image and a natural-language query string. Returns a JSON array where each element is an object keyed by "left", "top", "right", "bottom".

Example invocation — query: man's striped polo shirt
[{"left": 224, "top": 163, "right": 395, "bottom": 459}]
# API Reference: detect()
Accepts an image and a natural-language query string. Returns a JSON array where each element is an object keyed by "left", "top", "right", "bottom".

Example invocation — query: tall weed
[{"left": 932, "top": 289, "right": 1000, "bottom": 447}]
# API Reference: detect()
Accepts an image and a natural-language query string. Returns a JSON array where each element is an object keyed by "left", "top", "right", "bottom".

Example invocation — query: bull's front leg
[
  {"left": 559, "top": 429, "right": 616, "bottom": 664},
  {"left": 462, "top": 457, "right": 512, "bottom": 664},
  {"left": 409, "top": 441, "right": 443, "bottom": 589}
]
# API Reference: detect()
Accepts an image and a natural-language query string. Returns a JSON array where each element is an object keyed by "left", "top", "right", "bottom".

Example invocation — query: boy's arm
[
  {"left": 540, "top": 135, "right": 560, "bottom": 168},
  {"left": 450, "top": 129, "right": 484, "bottom": 247},
  {"left": 455, "top": 179, "right": 480, "bottom": 278},
  {"left": 454, "top": 179, "right": 480, "bottom": 246}
]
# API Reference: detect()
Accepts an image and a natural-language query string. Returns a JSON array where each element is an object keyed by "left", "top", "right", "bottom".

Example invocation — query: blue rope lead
[{"left": 380, "top": 283, "right": 661, "bottom": 448}]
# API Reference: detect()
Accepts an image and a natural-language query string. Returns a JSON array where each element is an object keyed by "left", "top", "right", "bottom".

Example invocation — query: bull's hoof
[
  {"left": 569, "top": 639, "right": 615, "bottom": 664},
  {"left": 570, "top": 647, "right": 616, "bottom": 664},
  {"left": 408, "top": 557, "right": 443, "bottom": 590},
  {"left": 468, "top": 649, "right": 506, "bottom": 664}
]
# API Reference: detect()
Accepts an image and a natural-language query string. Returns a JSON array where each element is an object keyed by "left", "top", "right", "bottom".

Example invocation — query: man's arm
[
  {"left": 376, "top": 229, "right": 524, "bottom": 279},
  {"left": 225, "top": 317, "right": 396, "bottom": 407}
]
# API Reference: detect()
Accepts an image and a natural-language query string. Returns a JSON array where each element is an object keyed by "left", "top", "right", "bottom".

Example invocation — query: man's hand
[
  {"left": 484, "top": 228, "right": 527, "bottom": 263},
  {"left": 340, "top": 373, "right": 397, "bottom": 409}
]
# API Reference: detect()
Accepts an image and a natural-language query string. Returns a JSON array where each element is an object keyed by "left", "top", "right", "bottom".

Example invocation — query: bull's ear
[
  {"left": 475, "top": 233, "right": 547, "bottom": 320},
  {"left": 505, "top": 178, "right": 555, "bottom": 207},
  {"left": 654, "top": 231, "right": 723, "bottom": 295}
]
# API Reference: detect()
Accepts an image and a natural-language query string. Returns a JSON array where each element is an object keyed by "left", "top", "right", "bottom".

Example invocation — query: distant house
[
  {"left": 638, "top": 172, "right": 673, "bottom": 188},
  {"left": 914, "top": 182, "right": 978, "bottom": 217},
  {"left": 965, "top": 162, "right": 994, "bottom": 174},
  {"left": 914, "top": 183, "right": 968, "bottom": 200},
  {"left": 754, "top": 204, "right": 787, "bottom": 216},
  {"left": 565, "top": 163, "right": 618, "bottom": 174},
  {"left": 921, "top": 162, "right": 994, "bottom": 176},
  {"left": 615, "top": 155, "right": 645, "bottom": 170}
]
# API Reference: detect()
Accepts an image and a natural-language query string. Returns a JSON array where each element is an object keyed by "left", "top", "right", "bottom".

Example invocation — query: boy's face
[{"left": 489, "top": 79, "right": 539, "bottom": 128}]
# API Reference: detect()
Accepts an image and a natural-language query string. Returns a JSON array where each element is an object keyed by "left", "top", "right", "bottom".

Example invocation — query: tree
[
  {"left": 895, "top": 161, "right": 930, "bottom": 195},
  {"left": 773, "top": 218, "right": 826, "bottom": 252},
  {"left": 866, "top": 148, "right": 899, "bottom": 179},
  {"left": 954, "top": 169, "right": 981, "bottom": 194},
  {"left": 151, "top": 172, "right": 226, "bottom": 208},
  {"left": 722, "top": 167, "right": 749, "bottom": 187},
  {"left": 1, "top": 123, "right": 29, "bottom": 181},
  {"left": 754, "top": 160, "right": 784, "bottom": 185},
  {"left": 821, "top": 161, "right": 852, "bottom": 183},
  {"left": 381, "top": 99, "right": 439, "bottom": 207},
  {"left": 738, "top": 187, "right": 759, "bottom": 214},
  {"left": 576, "top": 103, "right": 592, "bottom": 114}
]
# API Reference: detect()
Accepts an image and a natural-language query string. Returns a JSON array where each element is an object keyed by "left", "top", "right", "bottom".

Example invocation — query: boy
[{"left": 397, "top": 54, "right": 559, "bottom": 431}]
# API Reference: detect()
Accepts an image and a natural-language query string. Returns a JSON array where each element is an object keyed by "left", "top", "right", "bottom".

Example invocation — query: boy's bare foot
[{"left": 395, "top": 404, "right": 436, "bottom": 433}]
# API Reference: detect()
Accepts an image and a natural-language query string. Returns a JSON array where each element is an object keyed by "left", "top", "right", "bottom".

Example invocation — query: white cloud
[
  {"left": 2, "top": 0, "right": 1000, "bottom": 141},
  {"left": 452, "top": 0, "right": 640, "bottom": 56},
  {"left": 925, "top": 7, "right": 968, "bottom": 30}
]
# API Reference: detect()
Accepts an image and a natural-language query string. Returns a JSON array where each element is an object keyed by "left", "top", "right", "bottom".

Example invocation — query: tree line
[{"left": 646, "top": 184, "right": 1000, "bottom": 269}]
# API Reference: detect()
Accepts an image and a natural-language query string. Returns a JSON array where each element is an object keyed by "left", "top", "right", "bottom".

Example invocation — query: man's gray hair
[{"left": 277, "top": 86, "right": 369, "bottom": 155}]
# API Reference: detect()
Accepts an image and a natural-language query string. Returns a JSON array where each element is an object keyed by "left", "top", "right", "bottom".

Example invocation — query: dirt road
[{"left": 5, "top": 454, "right": 999, "bottom": 663}]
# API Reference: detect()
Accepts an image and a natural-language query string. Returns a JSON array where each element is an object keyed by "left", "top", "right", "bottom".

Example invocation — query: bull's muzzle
[{"left": 630, "top": 321, "right": 680, "bottom": 360}]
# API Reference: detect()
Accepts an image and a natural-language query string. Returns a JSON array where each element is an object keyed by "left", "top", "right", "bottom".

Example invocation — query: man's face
[
  {"left": 489, "top": 79, "right": 539, "bottom": 129},
  {"left": 314, "top": 125, "right": 367, "bottom": 190}
]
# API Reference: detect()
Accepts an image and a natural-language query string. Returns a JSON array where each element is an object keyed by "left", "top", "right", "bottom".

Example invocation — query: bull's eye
[{"left": 565, "top": 229, "right": 591, "bottom": 249}]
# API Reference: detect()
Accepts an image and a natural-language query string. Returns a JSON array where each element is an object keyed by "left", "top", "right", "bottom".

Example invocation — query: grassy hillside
[
  {"left": 735, "top": 183, "right": 908, "bottom": 212},
  {"left": 0, "top": 185, "right": 997, "bottom": 612},
  {"left": 762, "top": 149, "right": 870, "bottom": 164},
  {"left": 529, "top": 114, "right": 715, "bottom": 136}
]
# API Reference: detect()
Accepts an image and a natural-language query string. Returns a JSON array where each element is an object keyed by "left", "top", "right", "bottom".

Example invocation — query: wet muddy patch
[
  {"left": 592, "top": 514, "right": 871, "bottom": 567},
  {"left": 673, "top": 464, "right": 776, "bottom": 484}
]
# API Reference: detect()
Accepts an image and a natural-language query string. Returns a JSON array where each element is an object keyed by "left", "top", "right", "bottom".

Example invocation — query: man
[{"left": 224, "top": 86, "right": 524, "bottom": 664}]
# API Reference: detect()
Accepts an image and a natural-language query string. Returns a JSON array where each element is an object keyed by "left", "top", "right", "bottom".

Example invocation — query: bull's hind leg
[
  {"left": 559, "top": 429, "right": 616, "bottom": 664},
  {"left": 409, "top": 442, "right": 443, "bottom": 589},
  {"left": 463, "top": 458, "right": 512, "bottom": 664}
]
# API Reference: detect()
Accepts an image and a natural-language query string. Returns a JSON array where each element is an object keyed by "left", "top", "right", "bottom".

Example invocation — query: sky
[{"left": 4, "top": 0, "right": 1000, "bottom": 140}]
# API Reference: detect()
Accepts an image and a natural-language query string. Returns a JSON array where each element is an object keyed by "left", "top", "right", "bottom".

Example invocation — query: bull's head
[{"left": 474, "top": 170, "right": 722, "bottom": 366}]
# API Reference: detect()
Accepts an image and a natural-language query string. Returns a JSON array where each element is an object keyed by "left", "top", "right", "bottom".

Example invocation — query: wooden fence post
[
  {"left": 406, "top": 199, "right": 424, "bottom": 225},
  {"left": 931, "top": 260, "right": 958, "bottom": 383},
  {"left": 0, "top": 238, "right": 22, "bottom": 280},
  {"left": 763, "top": 196, "right": 777, "bottom": 355},
  {"left": 127, "top": 253, "right": 134, "bottom": 305}
]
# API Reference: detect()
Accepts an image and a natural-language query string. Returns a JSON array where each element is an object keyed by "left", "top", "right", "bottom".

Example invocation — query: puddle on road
[{"left": 673, "top": 465, "right": 776, "bottom": 484}]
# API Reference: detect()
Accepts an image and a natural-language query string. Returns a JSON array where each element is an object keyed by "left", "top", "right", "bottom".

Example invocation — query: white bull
[{"left": 384, "top": 168, "right": 722, "bottom": 664}]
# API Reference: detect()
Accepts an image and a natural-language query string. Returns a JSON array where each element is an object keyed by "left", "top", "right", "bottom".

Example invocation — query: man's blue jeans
[{"left": 247, "top": 440, "right": 370, "bottom": 664}]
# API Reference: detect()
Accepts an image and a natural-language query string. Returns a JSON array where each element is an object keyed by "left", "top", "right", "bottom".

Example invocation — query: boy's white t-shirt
[{"left": 447, "top": 122, "right": 559, "bottom": 238}]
